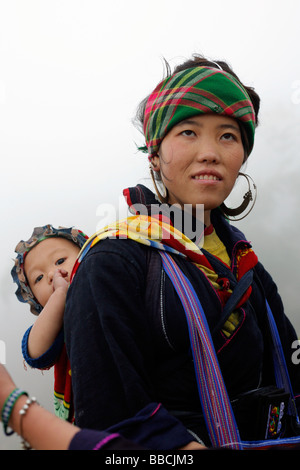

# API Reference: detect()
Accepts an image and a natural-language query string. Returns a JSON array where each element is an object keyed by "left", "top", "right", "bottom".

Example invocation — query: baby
[{"left": 11, "top": 224, "right": 88, "bottom": 421}]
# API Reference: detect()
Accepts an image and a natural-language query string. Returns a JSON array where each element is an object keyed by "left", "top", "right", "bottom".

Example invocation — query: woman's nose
[{"left": 195, "top": 140, "right": 220, "bottom": 164}]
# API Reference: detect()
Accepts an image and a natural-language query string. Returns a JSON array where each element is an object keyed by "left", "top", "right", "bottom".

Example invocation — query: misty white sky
[{"left": 1, "top": 0, "right": 300, "bottom": 450}]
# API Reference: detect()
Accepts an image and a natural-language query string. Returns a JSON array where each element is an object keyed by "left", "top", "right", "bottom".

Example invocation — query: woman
[{"left": 64, "top": 55, "right": 300, "bottom": 449}]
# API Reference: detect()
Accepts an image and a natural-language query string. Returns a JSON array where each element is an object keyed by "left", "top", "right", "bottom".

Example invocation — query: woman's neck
[{"left": 204, "top": 210, "right": 211, "bottom": 227}]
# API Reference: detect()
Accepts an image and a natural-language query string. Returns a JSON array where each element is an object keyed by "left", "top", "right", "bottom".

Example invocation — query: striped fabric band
[
  {"left": 159, "top": 251, "right": 242, "bottom": 449},
  {"left": 143, "top": 66, "right": 256, "bottom": 159},
  {"left": 265, "top": 300, "right": 300, "bottom": 421}
]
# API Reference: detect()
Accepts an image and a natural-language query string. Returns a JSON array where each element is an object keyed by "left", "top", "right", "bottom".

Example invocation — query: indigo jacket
[{"left": 64, "top": 185, "right": 300, "bottom": 448}]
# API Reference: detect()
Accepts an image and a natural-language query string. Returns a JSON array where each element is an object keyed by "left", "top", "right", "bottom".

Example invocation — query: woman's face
[{"left": 152, "top": 114, "right": 245, "bottom": 225}]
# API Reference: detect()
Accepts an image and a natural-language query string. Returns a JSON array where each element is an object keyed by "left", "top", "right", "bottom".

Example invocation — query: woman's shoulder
[
  {"left": 87, "top": 236, "right": 148, "bottom": 256},
  {"left": 80, "top": 237, "right": 152, "bottom": 274}
]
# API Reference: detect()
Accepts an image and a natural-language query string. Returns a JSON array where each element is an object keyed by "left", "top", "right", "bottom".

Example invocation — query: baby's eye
[
  {"left": 34, "top": 274, "right": 43, "bottom": 284},
  {"left": 181, "top": 129, "right": 196, "bottom": 137},
  {"left": 56, "top": 258, "right": 66, "bottom": 266}
]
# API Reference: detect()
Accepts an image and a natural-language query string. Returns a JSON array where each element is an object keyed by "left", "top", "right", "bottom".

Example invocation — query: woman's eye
[
  {"left": 35, "top": 274, "right": 43, "bottom": 284},
  {"left": 56, "top": 258, "right": 65, "bottom": 266},
  {"left": 181, "top": 129, "right": 196, "bottom": 137},
  {"left": 221, "top": 132, "right": 236, "bottom": 141}
]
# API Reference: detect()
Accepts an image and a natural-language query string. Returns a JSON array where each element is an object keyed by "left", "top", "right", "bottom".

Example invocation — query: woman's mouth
[{"left": 192, "top": 174, "right": 221, "bottom": 181}]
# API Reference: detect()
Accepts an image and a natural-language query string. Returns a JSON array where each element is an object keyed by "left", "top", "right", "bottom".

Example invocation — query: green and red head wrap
[{"left": 142, "top": 66, "right": 256, "bottom": 159}]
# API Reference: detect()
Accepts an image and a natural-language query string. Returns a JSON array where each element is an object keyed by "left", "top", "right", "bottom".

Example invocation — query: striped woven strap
[
  {"left": 265, "top": 300, "right": 300, "bottom": 422},
  {"left": 159, "top": 251, "right": 242, "bottom": 449}
]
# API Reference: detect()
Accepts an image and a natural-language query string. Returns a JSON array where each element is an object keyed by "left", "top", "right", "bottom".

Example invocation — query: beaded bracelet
[
  {"left": 19, "top": 396, "right": 39, "bottom": 450},
  {"left": 1, "top": 388, "right": 28, "bottom": 436}
]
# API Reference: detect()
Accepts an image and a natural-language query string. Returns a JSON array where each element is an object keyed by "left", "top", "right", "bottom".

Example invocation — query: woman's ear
[{"left": 150, "top": 155, "right": 160, "bottom": 172}]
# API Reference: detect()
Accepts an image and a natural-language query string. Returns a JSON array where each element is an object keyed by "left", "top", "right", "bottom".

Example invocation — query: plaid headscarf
[
  {"left": 142, "top": 66, "right": 256, "bottom": 159},
  {"left": 11, "top": 224, "right": 88, "bottom": 315}
]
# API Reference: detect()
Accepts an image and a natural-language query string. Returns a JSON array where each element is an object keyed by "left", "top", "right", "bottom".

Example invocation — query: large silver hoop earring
[
  {"left": 220, "top": 173, "right": 257, "bottom": 221},
  {"left": 149, "top": 165, "right": 168, "bottom": 203}
]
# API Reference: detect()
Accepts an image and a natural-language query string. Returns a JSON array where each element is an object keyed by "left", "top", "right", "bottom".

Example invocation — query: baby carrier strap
[
  {"left": 212, "top": 269, "right": 253, "bottom": 336},
  {"left": 199, "top": 248, "right": 254, "bottom": 336},
  {"left": 159, "top": 251, "right": 300, "bottom": 450}
]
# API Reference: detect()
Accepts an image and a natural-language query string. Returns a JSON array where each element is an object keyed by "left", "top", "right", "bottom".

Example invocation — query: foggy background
[{"left": 1, "top": 0, "right": 300, "bottom": 450}]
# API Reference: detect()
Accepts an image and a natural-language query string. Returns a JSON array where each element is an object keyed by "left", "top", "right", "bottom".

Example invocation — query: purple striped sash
[{"left": 159, "top": 251, "right": 242, "bottom": 449}]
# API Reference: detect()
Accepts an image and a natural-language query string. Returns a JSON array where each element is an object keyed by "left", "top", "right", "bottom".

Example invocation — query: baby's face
[{"left": 24, "top": 237, "right": 80, "bottom": 307}]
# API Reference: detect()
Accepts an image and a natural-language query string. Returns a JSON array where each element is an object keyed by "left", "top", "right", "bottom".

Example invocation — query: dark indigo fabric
[{"left": 64, "top": 185, "right": 300, "bottom": 448}]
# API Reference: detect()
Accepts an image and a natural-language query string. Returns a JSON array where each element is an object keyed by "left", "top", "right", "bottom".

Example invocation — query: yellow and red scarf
[{"left": 72, "top": 214, "right": 258, "bottom": 309}]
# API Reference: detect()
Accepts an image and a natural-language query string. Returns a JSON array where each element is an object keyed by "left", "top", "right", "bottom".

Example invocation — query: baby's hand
[{"left": 52, "top": 269, "right": 69, "bottom": 295}]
